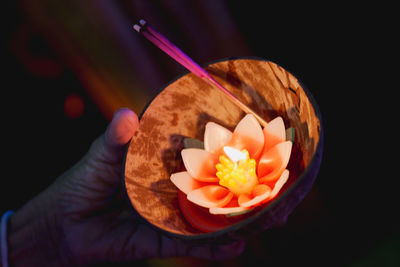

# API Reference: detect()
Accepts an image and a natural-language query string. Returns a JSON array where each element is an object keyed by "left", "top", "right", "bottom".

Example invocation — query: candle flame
[{"left": 223, "top": 147, "right": 247, "bottom": 162}]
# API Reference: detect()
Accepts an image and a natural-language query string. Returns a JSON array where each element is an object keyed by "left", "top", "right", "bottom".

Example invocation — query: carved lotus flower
[{"left": 170, "top": 114, "right": 292, "bottom": 216}]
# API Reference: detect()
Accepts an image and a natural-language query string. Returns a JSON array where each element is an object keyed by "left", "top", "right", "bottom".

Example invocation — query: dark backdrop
[{"left": 2, "top": 1, "right": 398, "bottom": 266}]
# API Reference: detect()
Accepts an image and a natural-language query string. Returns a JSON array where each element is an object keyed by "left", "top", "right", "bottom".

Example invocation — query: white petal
[
  {"left": 181, "top": 148, "right": 218, "bottom": 182},
  {"left": 204, "top": 122, "right": 232, "bottom": 153},
  {"left": 234, "top": 114, "right": 264, "bottom": 144},
  {"left": 263, "top": 116, "right": 286, "bottom": 152},
  {"left": 209, "top": 206, "right": 248, "bottom": 215},
  {"left": 170, "top": 171, "right": 203, "bottom": 195},
  {"left": 230, "top": 114, "right": 264, "bottom": 159},
  {"left": 266, "top": 117, "right": 286, "bottom": 140}
]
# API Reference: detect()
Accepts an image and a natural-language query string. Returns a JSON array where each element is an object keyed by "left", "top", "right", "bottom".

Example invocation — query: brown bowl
[{"left": 123, "top": 57, "right": 323, "bottom": 244}]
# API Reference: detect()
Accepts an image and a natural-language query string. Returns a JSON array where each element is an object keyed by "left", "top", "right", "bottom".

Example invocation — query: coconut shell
[{"left": 123, "top": 57, "right": 323, "bottom": 243}]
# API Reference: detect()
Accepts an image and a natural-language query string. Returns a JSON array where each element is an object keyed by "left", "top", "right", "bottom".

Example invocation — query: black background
[{"left": 2, "top": 1, "right": 398, "bottom": 266}]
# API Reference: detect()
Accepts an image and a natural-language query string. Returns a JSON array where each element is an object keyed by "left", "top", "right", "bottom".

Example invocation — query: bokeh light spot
[{"left": 64, "top": 93, "right": 84, "bottom": 119}]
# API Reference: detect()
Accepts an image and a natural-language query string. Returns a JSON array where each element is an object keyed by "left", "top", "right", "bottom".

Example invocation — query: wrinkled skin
[{"left": 8, "top": 108, "right": 245, "bottom": 266}]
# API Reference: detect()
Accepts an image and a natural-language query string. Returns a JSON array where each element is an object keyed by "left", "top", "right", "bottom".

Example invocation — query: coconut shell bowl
[{"left": 123, "top": 57, "right": 323, "bottom": 244}]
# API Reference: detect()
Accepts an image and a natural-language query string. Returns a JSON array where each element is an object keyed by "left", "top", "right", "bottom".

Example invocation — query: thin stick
[{"left": 133, "top": 20, "right": 267, "bottom": 127}]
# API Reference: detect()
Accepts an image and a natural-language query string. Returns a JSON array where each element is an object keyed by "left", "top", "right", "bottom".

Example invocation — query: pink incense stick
[{"left": 133, "top": 20, "right": 267, "bottom": 127}]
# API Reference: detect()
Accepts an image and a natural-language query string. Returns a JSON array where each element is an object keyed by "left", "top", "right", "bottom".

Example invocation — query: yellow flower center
[{"left": 215, "top": 147, "right": 258, "bottom": 195}]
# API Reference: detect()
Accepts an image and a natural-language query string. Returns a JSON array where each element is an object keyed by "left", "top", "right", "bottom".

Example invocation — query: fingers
[
  {"left": 56, "top": 108, "right": 139, "bottom": 216},
  {"left": 112, "top": 217, "right": 246, "bottom": 261},
  {"left": 105, "top": 108, "right": 139, "bottom": 148},
  {"left": 91, "top": 108, "right": 139, "bottom": 165}
]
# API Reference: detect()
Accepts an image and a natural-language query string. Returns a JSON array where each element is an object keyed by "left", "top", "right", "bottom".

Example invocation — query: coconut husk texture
[{"left": 123, "top": 58, "right": 323, "bottom": 243}]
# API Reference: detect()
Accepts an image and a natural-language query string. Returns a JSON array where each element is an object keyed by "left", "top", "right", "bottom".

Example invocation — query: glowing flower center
[{"left": 215, "top": 147, "right": 258, "bottom": 195}]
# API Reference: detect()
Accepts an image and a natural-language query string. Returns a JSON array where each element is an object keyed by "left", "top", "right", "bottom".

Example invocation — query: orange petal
[
  {"left": 181, "top": 148, "right": 219, "bottom": 182},
  {"left": 269, "top": 169, "right": 290, "bottom": 200},
  {"left": 258, "top": 141, "right": 292, "bottom": 183},
  {"left": 178, "top": 190, "right": 237, "bottom": 232},
  {"left": 262, "top": 116, "right": 286, "bottom": 153},
  {"left": 204, "top": 122, "right": 232, "bottom": 153},
  {"left": 170, "top": 171, "right": 206, "bottom": 195},
  {"left": 238, "top": 194, "right": 252, "bottom": 206},
  {"left": 226, "top": 114, "right": 264, "bottom": 159},
  {"left": 231, "top": 114, "right": 264, "bottom": 158},
  {"left": 252, "top": 184, "right": 271, "bottom": 196},
  {"left": 187, "top": 185, "right": 233, "bottom": 208},
  {"left": 238, "top": 185, "right": 272, "bottom": 208}
]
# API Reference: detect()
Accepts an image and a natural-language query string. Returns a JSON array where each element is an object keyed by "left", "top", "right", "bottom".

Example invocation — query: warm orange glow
[
  {"left": 216, "top": 147, "right": 258, "bottom": 195},
  {"left": 171, "top": 114, "right": 293, "bottom": 220},
  {"left": 227, "top": 133, "right": 264, "bottom": 159}
]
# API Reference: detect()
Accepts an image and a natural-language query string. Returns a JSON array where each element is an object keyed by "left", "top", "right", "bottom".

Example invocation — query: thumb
[{"left": 91, "top": 108, "right": 139, "bottom": 165}]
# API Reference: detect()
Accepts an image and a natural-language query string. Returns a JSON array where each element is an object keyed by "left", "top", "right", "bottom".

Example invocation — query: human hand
[{"left": 7, "top": 108, "right": 245, "bottom": 266}]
